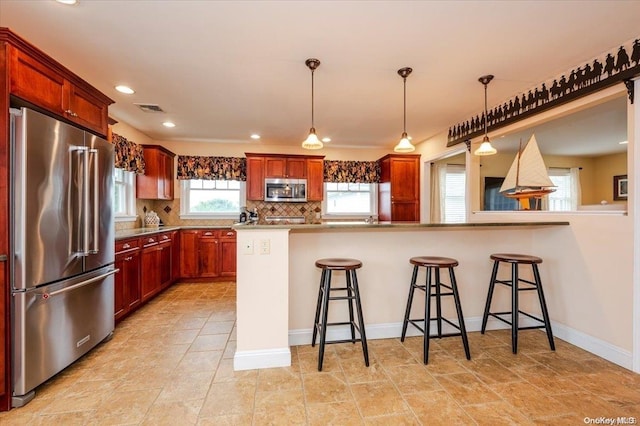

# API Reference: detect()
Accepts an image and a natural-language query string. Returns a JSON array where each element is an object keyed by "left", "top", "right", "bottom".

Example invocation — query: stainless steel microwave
[{"left": 264, "top": 178, "right": 307, "bottom": 202}]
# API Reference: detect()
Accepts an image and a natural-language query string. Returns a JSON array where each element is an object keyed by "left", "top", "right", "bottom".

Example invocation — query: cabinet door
[
  {"left": 391, "top": 202, "right": 419, "bottom": 222},
  {"left": 9, "top": 47, "right": 64, "bottom": 116},
  {"left": 306, "top": 158, "right": 324, "bottom": 201},
  {"left": 136, "top": 148, "right": 160, "bottom": 199},
  {"left": 286, "top": 158, "right": 307, "bottom": 178},
  {"left": 114, "top": 255, "right": 126, "bottom": 321},
  {"left": 125, "top": 250, "right": 142, "bottom": 311},
  {"left": 390, "top": 157, "right": 419, "bottom": 201},
  {"left": 171, "top": 231, "right": 180, "bottom": 282},
  {"left": 219, "top": 230, "right": 237, "bottom": 277},
  {"left": 158, "top": 240, "right": 172, "bottom": 288},
  {"left": 180, "top": 230, "right": 199, "bottom": 278},
  {"left": 64, "top": 80, "right": 109, "bottom": 135},
  {"left": 198, "top": 232, "right": 220, "bottom": 278},
  {"left": 265, "top": 157, "right": 286, "bottom": 178},
  {"left": 141, "top": 245, "right": 160, "bottom": 302},
  {"left": 246, "top": 156, "right": 265, "bottom": 200},
  {"left": 160, "top": 152, "right": 174, "bottom": 200}
]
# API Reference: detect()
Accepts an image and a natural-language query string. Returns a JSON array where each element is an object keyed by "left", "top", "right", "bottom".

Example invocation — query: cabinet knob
[{"left": 122, "top": 243, "right": 131, "bottom": 249}]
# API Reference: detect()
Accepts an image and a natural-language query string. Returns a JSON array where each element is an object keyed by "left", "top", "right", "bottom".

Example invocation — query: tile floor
[{"left": 1, "top": 281, "right": 639, "bottom": 425}]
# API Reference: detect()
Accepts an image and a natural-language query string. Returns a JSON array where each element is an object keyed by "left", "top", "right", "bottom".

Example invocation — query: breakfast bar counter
[{"left": 233, "top": 220, "right": 571, "bottom": 370}]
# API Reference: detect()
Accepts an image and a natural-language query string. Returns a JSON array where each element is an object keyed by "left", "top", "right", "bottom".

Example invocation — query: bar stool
[
  {"left": 480, "top": 253, "right": 555, "bottom": 354},
  {"left": 311, "top": 258, "right": 369, "bottom": 371},
  {"left": 400, "top": 256, "right": 470, "bottom": 364}
]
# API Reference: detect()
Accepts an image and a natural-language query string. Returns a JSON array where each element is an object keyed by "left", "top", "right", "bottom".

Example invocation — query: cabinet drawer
[
  {"left": 116, "top": 238, "right": 140, "bottom": 253},
  {"left": 219, "top": 229, "right": 236, "bottom": 240},
  {"left": 142, "top": 235, "right": 160, "bottom": 247},
  {"left": 158, "top": 232, "right": 172, "bottom": 243},
  {"left": 198, "top": 230, "right": 219, "bottom": 238}
]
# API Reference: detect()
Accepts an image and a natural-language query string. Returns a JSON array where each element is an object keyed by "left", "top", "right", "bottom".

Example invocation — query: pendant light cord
[
  {"left": 483, "top": 82, "right": 488, "bottom": 138},
  {"left": 311, "top": 68, "right": 315, "bottom": 129},
  {"left": 403, "top": 76, "right": 407, "bottom": 134}
]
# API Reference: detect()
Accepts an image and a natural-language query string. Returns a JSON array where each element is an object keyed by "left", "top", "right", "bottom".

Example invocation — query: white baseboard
[
  {"left": 233, "top": 347, "right": 291, "bottom": 371},
  {"left": 289, "top": 316, "right": 633, "bottom": 370}
]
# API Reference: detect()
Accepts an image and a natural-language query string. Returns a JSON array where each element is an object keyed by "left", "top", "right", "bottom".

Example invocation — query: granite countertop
[
  {"left": 115, "top": 225, "right": 233, "bottom": 240},
  {"left": 232, "top": 221, "right": 570, "bottom": 231}
]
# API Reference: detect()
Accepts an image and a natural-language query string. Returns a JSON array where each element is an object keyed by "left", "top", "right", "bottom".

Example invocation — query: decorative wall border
[{"left": 447, "top": 38, "right": 640, "bottom": 148}]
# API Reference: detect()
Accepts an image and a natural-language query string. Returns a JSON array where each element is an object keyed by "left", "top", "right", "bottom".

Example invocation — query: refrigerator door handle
[
  {"left": 42, "top": 268, "right": 118, "bottom": 298},
  {"left": 71, "top": 146, "right": 90, "bottom": 257},
  {"left": 90, "top": 148, "right": 99, "bottom": 254}
]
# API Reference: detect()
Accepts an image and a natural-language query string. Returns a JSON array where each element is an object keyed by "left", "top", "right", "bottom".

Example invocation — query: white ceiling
[{"left": 1, "top": 1, "right": 638, "bottom": 152}]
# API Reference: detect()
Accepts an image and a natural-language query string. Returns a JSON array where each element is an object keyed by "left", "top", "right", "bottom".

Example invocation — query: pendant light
[
  {"left": 474, "top": 74, "right": 497, "bottom": 156},
  {"left": 302, "top": 58, "right": 323, "bottom": 150},
  {"left": 393, "top": 67, "right": 415, "bottom": 153}
]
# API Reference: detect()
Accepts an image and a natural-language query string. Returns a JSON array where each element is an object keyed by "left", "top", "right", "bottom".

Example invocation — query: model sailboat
[{"left": 500, "top": 134, "right": 556, "bottom": 210}]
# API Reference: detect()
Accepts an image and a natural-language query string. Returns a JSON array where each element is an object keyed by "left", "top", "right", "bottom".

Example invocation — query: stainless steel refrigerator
[{"left": 9, "top": 107, "right": 116, "bottom": 407}]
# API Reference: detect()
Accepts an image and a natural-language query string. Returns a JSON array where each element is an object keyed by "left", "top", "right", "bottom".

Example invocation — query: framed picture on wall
[{"left": 613, "top": 174, "right": 628, "bottom": 201}]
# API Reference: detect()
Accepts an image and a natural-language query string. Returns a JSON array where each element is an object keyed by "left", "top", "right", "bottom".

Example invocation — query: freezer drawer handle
[{"left": 41, "top": 269, "right": 119, "bottom": 299}]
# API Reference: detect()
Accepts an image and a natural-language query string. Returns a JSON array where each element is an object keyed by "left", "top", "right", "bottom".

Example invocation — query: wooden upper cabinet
[
  {"left": 306, "top": 158, "right": 324, "bottom": 201},
  {"left": 246, "top": 156, "right": 265, "bottom": 200},
  {"left": 246, "top": 153, "right": 325, "bottom": 200},
  {"left": 6, "top": 36, "right": 113, "bottom": 136},
  {"left": 377, "top": 154, "right": 420, "bottom": 222},
  {"left": 136, "top": 145, "right": 175, "bottom": 200}
]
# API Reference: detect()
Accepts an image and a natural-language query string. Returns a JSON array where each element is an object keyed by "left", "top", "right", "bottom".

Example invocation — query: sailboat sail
[{"left": 500, "top": 134, "right": 555, "bottom": 194}]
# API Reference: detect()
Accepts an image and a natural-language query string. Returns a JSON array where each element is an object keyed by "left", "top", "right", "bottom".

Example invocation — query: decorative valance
[
  {"left": 176, "top": 155, "right": 247, "bottom": 181},
  {"left": 113, "top": 133, "right": 145, "bottom": 174},
  {"left": 324, "top": 160, "right": 380, "bottom": 184}
]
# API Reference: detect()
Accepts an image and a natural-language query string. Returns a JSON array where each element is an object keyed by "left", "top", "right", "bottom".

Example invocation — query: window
[
  {"left": 180, "top": 180, "right": 245, "bottom": 219},
  {"left": 547, "top": 168, "right": 579, "bottom": 211},
  {"left": 440, "top": 165, "right": 466, "bottom": 223},
  {"left": 323, "top": 183, "right": 377, "bottom": 217},
  {"left": 113, "top": 168, "right": 136, "bottom": 221}
]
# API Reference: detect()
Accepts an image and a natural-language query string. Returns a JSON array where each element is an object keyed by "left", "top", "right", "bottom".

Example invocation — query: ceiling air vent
[{"left": 134, "top": 103, "right": 165, "bottom": 113}]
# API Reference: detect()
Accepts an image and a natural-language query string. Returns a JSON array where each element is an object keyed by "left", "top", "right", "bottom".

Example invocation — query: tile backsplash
[{"left": 114, "top": 199, "right": 322, "bottom": 230}]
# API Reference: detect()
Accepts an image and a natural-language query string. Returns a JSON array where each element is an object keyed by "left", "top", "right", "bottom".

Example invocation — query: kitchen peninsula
[{"left": 233, "top": 220, "right": 570, "bottom": 370}]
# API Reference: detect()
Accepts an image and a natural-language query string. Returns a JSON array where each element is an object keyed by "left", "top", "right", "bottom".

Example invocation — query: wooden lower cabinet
[
  {"left": 114, "top": 238, "right": 142, "bottom": 323},
  {"left": 179, "top": 229, "right": 236, "bottom": 279}
]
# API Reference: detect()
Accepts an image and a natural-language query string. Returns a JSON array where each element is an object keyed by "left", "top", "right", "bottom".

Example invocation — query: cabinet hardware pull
[
  {"left": 125, "top": 256, "right": 133, "bottom": 261},
  {"left": 0, "top": 255, "right": 7, "bottom": 262},
  {"left": 122, "top": 243, "right": 130, "bottom": 249},
  {"left": 204, "top": 232, "right": 213, "bottom": 236},
  {"left": 65, "top": 109, "right": 78, "bottom": 117},
  {"left": 162, "top": 235, "right": 168, "bottom": 240},
  {"left": 148, "top": 238, "right": 155, "bottom": 243},
  {"left": 226, "top": 232, "right": 234, "bottom": 236}
]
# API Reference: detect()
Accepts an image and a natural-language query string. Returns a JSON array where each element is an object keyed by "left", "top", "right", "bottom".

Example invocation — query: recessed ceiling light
[
  {"left": 321, "top": 137, "right": 331, "bottom": 143},
  {"left": 250, "top": 134, "right": 261, "bottom": 140},
  {"left": 115, "top": 85, "right": 135, "bottom": 95},
  {"left": 162, "top": 122, "right": 176, "bottom": 128},
  {"left": 619, "top": 140, "right": 628, "bottom": 145},
  {"left": 55, "top": 0, "right": 78, "bottom": 5}
]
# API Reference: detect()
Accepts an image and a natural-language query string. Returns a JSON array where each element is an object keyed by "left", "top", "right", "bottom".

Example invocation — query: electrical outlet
[
  {"left": 243, "top": 240, "right": 254, "bottom": 255},
  {"left": 259, "top": 239, "right": 270, "bottom": 255}
]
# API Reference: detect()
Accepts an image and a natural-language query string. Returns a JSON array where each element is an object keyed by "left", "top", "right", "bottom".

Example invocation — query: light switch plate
[{"left": 259, "top": 239, "right": 270, "bottom": 255}]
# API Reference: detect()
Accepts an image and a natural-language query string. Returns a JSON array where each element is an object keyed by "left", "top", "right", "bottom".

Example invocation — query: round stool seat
[
  {"left": 490, "top": 253, "right": 542, "bottom": 264},
  {"left": 410, "top": 256, "right": 458, "bottom": 268},
  {"left": 316, "top": 258, "right": 362, "bottom": 270}
]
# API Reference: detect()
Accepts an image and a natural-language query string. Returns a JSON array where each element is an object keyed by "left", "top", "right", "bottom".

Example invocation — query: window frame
[
  {"left": 322, "top": 182, "right": 378, "bottom": 219},
  {"left": 180, "top": 179, "right": 246, "bottom": 220},
  {"left": 113, "top": 168, "right": 137, "bottom": 222}
]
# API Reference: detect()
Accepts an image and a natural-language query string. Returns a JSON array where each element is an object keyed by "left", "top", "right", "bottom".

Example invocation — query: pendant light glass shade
[
  {"left": 474, "top": 74, "right": 497, "bottom": 156},
  {"left": 394, "top": 132, "right": 415, "bottom": 153},
  {"left": 302, "top": 58, "right": 323, "bottom": 150},
  {"left": 474, "top": 136, "right": 497, "bottom": 155},
  {"left": 302, "top": 127, "right": 322, "bottom": 150},
  {"left": 393, "top": 67, "right": 415, "bottom": 153}
]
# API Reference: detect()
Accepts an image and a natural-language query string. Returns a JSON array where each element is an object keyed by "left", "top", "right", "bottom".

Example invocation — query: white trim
[
  {"left": 289, "top": 316, "right": 632, "bottom": 370},
  {"left": 233, "top": 347, "right": 291, "bottom": 371},
  {"left": 632, "top": 78, "right": 640, "bottom": 373},
  {"left": 114, "top": 215, "right": 138, "bottom": 223}
]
